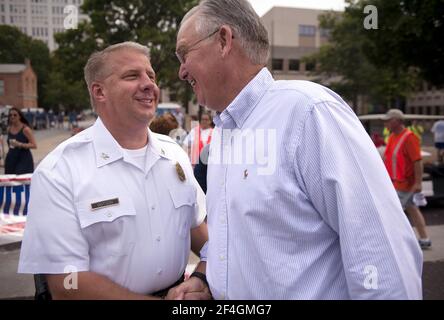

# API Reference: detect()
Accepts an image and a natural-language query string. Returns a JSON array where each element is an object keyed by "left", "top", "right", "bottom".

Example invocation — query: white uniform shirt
[
  {"left": 206, "top": 68, "right": 422, "bottom": 300},
  {"left": 18, "top": 118, "right": 206, "bottom": 294}
]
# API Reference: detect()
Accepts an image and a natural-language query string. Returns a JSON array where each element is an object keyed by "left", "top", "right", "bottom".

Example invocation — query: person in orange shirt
[{"left": 383, "top": 109, "right": 431, "bottom": 249}]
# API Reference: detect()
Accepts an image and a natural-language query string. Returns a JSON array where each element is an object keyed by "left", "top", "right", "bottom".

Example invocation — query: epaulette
[
  {"left": 37, "top": 128, "right": 93, "bottom": 170},
  {"left": 152, "top": 132, "right": 178, "bottom": 145}
]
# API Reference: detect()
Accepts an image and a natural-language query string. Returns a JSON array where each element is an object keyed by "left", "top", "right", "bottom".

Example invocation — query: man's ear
[
  {"left": 218, "top": 25, "right": 234, "bottom": 58},
  {"left": 91, "top": 82, "right": 105, "bottom": 103}
]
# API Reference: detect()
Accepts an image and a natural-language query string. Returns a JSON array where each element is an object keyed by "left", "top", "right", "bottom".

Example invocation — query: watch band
[{"left": 190, "top": 271, "right": 209, "bottom": 287}]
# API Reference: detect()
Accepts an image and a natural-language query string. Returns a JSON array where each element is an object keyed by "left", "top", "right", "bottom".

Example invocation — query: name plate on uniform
[{"left": 90, "top": 198, "right": 119, "bottom": 210}]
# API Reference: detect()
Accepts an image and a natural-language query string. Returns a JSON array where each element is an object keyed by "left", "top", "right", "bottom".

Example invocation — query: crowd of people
[{"left": 11, "top": 0, "right": 443, "bottom": 301}]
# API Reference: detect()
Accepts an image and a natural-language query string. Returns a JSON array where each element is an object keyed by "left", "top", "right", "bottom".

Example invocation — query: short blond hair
[{"left": 84, "top": 42, "right": 150, "bottom": 109}]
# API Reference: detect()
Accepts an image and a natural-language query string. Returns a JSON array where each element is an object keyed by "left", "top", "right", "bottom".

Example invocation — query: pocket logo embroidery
[{"left": 176, "top": 162, "right": 186, "bottom": 182}]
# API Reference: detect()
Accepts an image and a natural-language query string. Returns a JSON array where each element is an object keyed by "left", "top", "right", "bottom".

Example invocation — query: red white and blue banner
[{"left": 0, "top": 174, "right": 31, "bottom": 237}]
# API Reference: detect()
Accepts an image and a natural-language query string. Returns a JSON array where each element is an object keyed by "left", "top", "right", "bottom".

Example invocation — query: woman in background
[{"left": 5, "top": 107, "right": 37, "bottom": 174}]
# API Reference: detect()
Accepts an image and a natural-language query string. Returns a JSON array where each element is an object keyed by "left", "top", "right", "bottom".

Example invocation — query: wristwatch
[{"left": 190, "top": 271, "right": 209, "bottom": 288}]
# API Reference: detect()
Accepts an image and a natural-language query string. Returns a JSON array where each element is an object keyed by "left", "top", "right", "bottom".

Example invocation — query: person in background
[
  {"left": 383, "top": 109, "right": 431, "bottom": 249},
  {"left": 408, "top": 120, "right": 424, "bottom": 143},
  {"left": 150, "top": 112, "right": 179, "bottom": 135},
  {"left": 169, "top": 0, "right": 423, "bottom": 300},
  {"left": 383, "top": 126, "right": 391, "bottom": 145},
  {"left": 431, "top": 119, "right": 444, "bottom": 164},
  {"left": 5, "top": 107, "right": 37, "bottom": 174},
  {"left": 182, "top": 112, "right": 213, "bottom": 166}
]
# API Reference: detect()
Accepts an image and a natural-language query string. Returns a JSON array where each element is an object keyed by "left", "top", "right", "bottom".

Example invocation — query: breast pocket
[
  {"left": 168, "top": 184, "right": 196, "bottom": 238},
  {"left": 76, "top": 195, "right": 137, "bottom": 256}
]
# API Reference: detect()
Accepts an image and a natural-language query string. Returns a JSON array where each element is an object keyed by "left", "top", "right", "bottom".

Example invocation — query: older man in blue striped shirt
[{"left": 170, "top": 0, "right": 422, "bottom": 300}]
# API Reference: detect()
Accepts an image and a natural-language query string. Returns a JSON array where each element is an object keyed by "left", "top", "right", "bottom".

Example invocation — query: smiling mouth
[{"left": 136, "top": 98, "right": 154, "bottom": 105}]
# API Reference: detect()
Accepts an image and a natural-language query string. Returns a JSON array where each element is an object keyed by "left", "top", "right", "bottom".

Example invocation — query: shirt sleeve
[
  {"left": 405, "top": 134, "right": 422, "bottom": 163},
  {"left": 18, "top": 160, "right": 90, "bottom": 274},
  {"left": 294, "top": 101, "right": 423, "bottom": 299}
]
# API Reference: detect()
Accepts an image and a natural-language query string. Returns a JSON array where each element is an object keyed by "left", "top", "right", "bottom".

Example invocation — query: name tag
[{"left": 90, "top": 198, "right": 119, "bottom": 210}]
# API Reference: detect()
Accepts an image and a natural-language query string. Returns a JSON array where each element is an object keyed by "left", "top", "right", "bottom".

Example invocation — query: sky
[{"left": 247, "top": 0, "right": 347, "bottom": 16}]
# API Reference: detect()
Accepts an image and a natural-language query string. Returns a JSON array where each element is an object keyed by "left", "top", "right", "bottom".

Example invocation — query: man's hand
[
  {"left": 165, "top": 276, "right": 212, "bottom": 300},
  {"left": 411, "top": 182, "right": 422, "bottom": 193}
]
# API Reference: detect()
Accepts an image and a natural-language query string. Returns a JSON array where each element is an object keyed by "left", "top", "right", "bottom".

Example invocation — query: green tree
[
  {"left": 306, "top": 3, "right": 419, "bottom": 112},
  {"left": 0, "top": 25, "right": 51, "bottom": 108},
  {"left": 362, "top": 0, "right": 444, "bottom": 87},
  {"left": 44, "top": 22, "right": 98, "bottom": 111}
]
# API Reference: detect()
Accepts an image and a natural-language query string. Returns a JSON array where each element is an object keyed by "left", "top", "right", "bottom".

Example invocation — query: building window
[
  {"left": 289, "top": 59, "right": 300, "bottom": 71},
  {"left": 320, "top": 28, "right": 331, "bottom": 38},
  {"left": 306, "top": 61, "right": 316, "bottom": 72},
  {"left": 299, "top": 25, "right": 316, "bottom": 37},
  {"left": 272, "top": 59, "right": 284, "bottom": 71},
  {"left": 0, "top": 80, "right": 4, "bottom": 96}
]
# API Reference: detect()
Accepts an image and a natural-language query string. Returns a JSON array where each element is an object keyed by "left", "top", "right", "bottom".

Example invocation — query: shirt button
[
  {"left": 157, "top": 268, "right": 162, "bottom": 275},
  {"left": 107, "top": 212, "right": 112, "bottom": 217},
  {"left": 151, "top": 205, "right": 155, "bottom": 210},
  {"left": 156, "top": 236, "right": 161, "bottom": 242},
  {"left": 219, "top": 254, "right": 225, "bottom": 261}
]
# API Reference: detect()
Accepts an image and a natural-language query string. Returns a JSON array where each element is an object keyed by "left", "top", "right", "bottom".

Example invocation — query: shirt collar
[
  {"left": 92, "top": 118, "right": 124, "bottom": 168},
  {"left": 214, "top": 67, "right": 273, "bottom": 129},
  {"left": 147, "top": 129, "right": 174, "bottom": 161},
  {"left": 91, "top": 117, "right": 173, "bottom": 168}
]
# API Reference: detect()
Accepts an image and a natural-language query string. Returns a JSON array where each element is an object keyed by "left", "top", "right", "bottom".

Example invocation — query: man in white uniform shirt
[
  {"left": 169, "top": 0, "right": 423, "bottom": 300},
  {"left": 18, "top": 42, "right": 210, "bottom": 300}
]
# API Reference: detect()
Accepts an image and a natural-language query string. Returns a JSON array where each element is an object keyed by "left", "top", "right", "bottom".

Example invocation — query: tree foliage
[
  {"left": 363, "top": 0, "right": 444, "bottom": 87},
  {"left": 306, "top": 0, "right": 444, "bottom": 111}
]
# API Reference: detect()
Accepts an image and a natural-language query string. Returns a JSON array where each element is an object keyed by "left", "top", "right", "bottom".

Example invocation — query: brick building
[{"left": 0, "top": 59, "right": 38, "bottom": 109}]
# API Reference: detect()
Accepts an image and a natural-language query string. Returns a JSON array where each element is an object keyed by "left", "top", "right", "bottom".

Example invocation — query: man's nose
[{"left": 140, "top": 74, "right": 156, "bottom": 90}]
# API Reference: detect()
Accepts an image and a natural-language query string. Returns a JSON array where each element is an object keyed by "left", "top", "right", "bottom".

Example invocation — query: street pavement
[{"left": 0, "top": 121, "right": 443, "bottom": 299}]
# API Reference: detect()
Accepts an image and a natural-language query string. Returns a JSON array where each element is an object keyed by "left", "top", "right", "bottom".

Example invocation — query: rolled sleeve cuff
[{"left": 199, "top": 241, "right": 208, "bottom": 262}]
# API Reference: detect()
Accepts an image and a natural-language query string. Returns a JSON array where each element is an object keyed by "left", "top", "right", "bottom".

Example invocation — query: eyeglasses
[{"left": 175, "top": 28, "right": 219, "bottom": 64}]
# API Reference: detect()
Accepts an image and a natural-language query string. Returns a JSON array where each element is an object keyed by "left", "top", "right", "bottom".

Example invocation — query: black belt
[{"left": 152, "top": 274, "right": 185, "bottom": 298}]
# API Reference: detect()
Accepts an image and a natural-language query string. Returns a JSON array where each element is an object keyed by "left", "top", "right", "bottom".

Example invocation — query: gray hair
[
  {"left": 84, "top": 41, "right": 150, "bottom": 109},
  {"left": 181, "top": 0, "right": 269, "bottom": 65}
]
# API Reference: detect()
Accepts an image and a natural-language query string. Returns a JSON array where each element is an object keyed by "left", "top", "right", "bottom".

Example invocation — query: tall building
[
  {"left": 261, "top": 7, "right": 335, "bottom": 81},
  {"left": 0, "top": 0, "right": 88, "bottom": 51}
]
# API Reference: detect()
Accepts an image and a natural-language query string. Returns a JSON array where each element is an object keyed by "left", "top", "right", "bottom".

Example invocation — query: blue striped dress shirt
[{"left": 205, "top": 68, "right": 422, "bottom": 300}]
